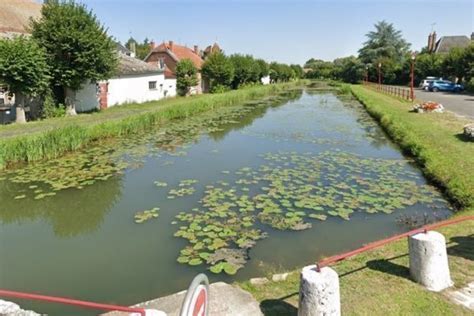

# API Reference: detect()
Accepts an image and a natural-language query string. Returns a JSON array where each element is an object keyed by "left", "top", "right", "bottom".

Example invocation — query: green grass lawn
[
  {"left": 239, "top": 85, "right": 474, "bottom": 315},
  {"left": 239, "top": 211, "right": 473, "bottom": 316},
  {"left": 351, "top": 85, "right": 474, "bottom": 210}
]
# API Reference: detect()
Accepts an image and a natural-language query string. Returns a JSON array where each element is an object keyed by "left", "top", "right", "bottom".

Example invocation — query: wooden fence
[{"left": 363, "top": 81, "right": 414, "bottom": 101}]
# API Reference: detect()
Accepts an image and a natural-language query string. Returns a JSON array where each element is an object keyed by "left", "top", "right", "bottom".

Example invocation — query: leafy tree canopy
[
  {"left": 358, "top": 20, "right": 410, "bottom": 64},
  {"left": 176, "top": 59, "right": 199, "bottom": 96},
  {"left": 201, "top": 52, "right": 234, "bottom": 93},
  {"left": 31, "top": 0, "right": 117, "bottom": 91},
  {"left": 0, "top": 37, "right": 49, "bottom": 96}
]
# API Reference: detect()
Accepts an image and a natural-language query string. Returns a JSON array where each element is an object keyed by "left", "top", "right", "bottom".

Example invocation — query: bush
[
  {"left": 41, "top": 91, "right": 66, "bottom": 118},
  {"left": 465, "top": 78, "right": 474, "bottom": 93}
]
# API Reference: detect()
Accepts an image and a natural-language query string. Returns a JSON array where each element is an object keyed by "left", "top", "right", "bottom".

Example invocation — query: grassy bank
[
  {"left": 351, "top": 85, "right": 474, "bottom": 210},
  {"left": 0, "top": 83, "right": 298, "bottom": 169},
  {"left": 239, "top": 210, "right": 474, "bottom": 315}
]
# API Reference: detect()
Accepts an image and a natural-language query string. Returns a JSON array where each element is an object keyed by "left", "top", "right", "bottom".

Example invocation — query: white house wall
[
  {"left": 164, "top": 79, "right": 177, "bottom": 98},
  {"left": 107, "top": 73, "right": 166, "bottom": 107}
]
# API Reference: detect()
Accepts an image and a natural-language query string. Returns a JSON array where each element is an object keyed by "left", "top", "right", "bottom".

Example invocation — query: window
[{"left": 149, "top": 81, "right": 157, "bottom": 90}]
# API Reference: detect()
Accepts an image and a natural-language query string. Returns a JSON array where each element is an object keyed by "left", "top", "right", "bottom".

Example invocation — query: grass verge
[
  {"left": 351, "top": 85, "right": 474, "bottom": 210},
  {"left": 0, "top": 82, "right": 298, "bottom": 169},
  {"left": 238, "top": 210, "right": 474, "bottom": 315}
]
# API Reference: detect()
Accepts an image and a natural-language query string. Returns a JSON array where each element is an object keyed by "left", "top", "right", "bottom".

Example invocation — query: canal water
[{"left": 0, "top": 88, "right": 452, "bottom": 315}]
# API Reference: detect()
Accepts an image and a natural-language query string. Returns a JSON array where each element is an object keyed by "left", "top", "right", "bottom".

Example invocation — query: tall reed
[{"left": 0, "top": 83, "right": 297, "bottom": 169}]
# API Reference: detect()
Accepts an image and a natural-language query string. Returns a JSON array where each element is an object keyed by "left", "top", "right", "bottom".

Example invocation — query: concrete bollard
[
  {"left": 298, "top": 265, "right": 340, "bottom": 316},
  {"left": 408, "top": 231, "right": 453, "bottom": 292}
]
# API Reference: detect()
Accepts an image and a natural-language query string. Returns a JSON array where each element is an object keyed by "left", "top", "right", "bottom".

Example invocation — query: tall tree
[
  {"left": 358, "top": 21, "right": 410, "bottom": 64},
  {"left": 32, "top": 0, "right": 117, "bottom": 115},
  {"left": 201, "top": 52, "right": 234, "bottom": 93},
  {"left": 332, "top": 56, "right": 365, "bottom": 83},
  {"left": 255, "top": 59, "right": 269, "bottom": 80},
  {"left": 0, "top": 37, "right": 49, "bottom": 123},
  {"left": 229, "top": 54, "right": 260, "bottom": 88},
  {"left": 176, "top": 59, "right": 199, "bottom": 96}
]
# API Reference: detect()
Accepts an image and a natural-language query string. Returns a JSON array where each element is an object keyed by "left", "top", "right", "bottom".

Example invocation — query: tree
[
  {"left": 229, "top": 54, "right": 260, "bottom": 88},
  {"left": 414, "top": 53, "right": 444, "bottom": 83},
  {"left": 176, "top": 59, "right": 199, "bottom": 96},
  {"left": 201, "top": 52, "right": 234, "bottom": 93},
  {"left": 0, "top": 37, "right": 49, "bottom": 123},
  {"left": 255, "top": 59, "right": 269, "bottom": 81},
  {"left": 442, "top": 44, "right": 474, "bottom": 82},
  {"left": 304, "top": 59, "right": 334, "bottom": 79},
  {"left": 359, "top": 21, "right": 410, "bottom": 64},
  {"left": 333, "top": 56, "right": 365, "bottom": 83},
  {"left": 290, "top": 64, "right": 304, "bottom": 79},
  {"left": 32, "top": 0, "right": 117, "bottom": 115}
]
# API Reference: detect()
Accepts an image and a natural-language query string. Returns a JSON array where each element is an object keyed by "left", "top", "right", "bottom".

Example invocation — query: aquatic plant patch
[{"left": 173, "top": 151, "right": 450, "bottom": 274}]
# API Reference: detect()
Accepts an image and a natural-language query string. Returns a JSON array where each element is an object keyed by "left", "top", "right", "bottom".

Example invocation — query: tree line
[
  {"left": 174, "top": 52, "right": 303, "bottom": 95},
  {"left": 304, "top": 20, "right": 474, "bottom": 91}
]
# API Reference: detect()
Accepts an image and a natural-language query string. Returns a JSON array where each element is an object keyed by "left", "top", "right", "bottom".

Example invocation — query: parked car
[
  {"left": 419, "top": 77, "right": 441, "bottom": 90},
  {"left": 428, "top": 80, "right": 464, "bottom": 92}
]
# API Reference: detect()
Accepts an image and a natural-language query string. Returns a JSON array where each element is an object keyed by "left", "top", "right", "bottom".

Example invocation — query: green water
[{"left": 0, "top": 89, "right": 452, "bottom": 315}]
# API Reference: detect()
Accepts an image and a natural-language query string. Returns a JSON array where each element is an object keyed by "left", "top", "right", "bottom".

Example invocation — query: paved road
[{"left": 415, "top": 88, "right": 474, "bottom": 119}]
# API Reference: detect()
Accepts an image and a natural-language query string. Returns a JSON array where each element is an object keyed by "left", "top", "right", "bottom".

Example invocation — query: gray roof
[
  {"left": 117, "top": 53, "right": 163, "bottom": 76},
  {"left": 434, "top": 36, "right": 471, "bottom": 53},
  {"left": 115, "top": 42, "right": 133, "bottom": 56}
]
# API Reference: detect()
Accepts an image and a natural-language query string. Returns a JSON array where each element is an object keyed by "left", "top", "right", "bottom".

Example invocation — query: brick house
[
  {"left": 427, "top": 31, "right": 473, "bottom": 54},
  {"left": 145, "top": 41, "right": 204, "bottom": 94}
]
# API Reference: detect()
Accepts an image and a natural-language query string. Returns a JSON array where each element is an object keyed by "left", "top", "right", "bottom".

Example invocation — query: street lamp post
[
  {"left": 378, "top": 62, "right": 382, "bottom": 90},
  {"left": 410, "top": 52, "right": 416, "bottom": 101}
]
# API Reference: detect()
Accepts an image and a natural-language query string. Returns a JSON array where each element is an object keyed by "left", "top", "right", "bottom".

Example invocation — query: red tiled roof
[{"left": 153, "top": 42, "right": 203, "bottom": 69}]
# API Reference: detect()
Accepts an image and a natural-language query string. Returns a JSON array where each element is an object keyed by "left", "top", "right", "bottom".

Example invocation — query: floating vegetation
[
  {"left": 134, "top": 207, "right": 160, "bottom": 224},
  {"left": 173, "top": 150, "right": 446, "bottom": 274},
  {"left": 154, "top": 181, "right": 168, "bottom": 188}
]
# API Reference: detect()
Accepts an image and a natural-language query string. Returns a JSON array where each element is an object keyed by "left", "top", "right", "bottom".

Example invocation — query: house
[
  {"left": 427, "top": 31, "right": 473, "bottom": 54},
  {"left": 75, "top": 52, "right": 168, "bottom": 112},
  {"left": 145, "top": 41, "right": 204, "bottom": 94},
  {"left": 0, "top": 0, "right": 41, "bottom": 39}
]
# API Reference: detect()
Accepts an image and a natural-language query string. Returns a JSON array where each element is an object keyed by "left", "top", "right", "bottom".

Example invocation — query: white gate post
[
  {"left": 298, "top": 265, "right": 340, "bottom": 316},
  {"left": 408, "top": 230, "right": 453, "bottom": 292}
]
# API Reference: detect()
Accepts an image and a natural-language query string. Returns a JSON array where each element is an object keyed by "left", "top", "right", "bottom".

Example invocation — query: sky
[{"left": 55, "top": 0, "right": 473, "bottom": 65}]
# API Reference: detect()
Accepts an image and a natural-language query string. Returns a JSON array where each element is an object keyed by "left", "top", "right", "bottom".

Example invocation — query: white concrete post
[
  {"left": 408, "top": 230, "right": 453, "bottom": 292},
  {"left": 298, "top": 265, "right": 340, "bottom": 316}
]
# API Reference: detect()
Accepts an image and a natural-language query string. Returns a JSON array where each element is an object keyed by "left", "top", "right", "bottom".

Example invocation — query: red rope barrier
[
  {"left": 0, "top": 289, "right": 147, "bottom": 316},
  {"left": 316, "top": 215, "right": 474, "bottom": 271}
]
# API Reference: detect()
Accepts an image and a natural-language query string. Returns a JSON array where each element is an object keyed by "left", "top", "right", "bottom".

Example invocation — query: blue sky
[{"left": 68, "top": 0, "right": 473, "bottom": 64}]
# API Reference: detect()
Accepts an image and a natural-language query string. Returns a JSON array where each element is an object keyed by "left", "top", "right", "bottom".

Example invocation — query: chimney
[
  {"left": 194, "top": 45, "right": 199, "bottom": 54},
  {"left": 431, "top": 31, "right": 437, "bottom": 51},
  {"left": 471, "top": 32, "right": 474, "bottom": 41},
  {"left": 169, "top": 40, "right": 174, "bottom": 50},
  {"left": 427, "top": 32, "right": 433, "bottom": 52},
  {"left": 150, "top": 40, "right": 156, "bottom": 50}
]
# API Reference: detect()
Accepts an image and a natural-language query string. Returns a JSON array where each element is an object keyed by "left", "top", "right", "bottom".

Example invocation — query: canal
[{"left": 0, "top": 87, "right": 453, "bottom": 315}]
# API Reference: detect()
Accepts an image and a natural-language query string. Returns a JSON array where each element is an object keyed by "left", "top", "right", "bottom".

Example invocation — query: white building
[
  {"left": 76, "top": 53, "right": 172, "bottom": 112},
  {"left": 261, "top": 75, "right": 271, "bottom": 85}
]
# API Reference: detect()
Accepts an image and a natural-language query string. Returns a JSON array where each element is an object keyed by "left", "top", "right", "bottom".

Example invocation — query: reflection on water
[{"left": 0, "top": 89, "right": 452, "bottom": 315}]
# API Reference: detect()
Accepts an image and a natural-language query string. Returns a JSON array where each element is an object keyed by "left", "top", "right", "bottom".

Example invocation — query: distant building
[
  {"left": 202, "top": 42, "right": 222, "bottom": 60},
  {"left": 0, "top": 0, "right": 41, "bottom": 39},
  {"left": 145, "top": 41, "right": 205, "bottom": 94},
  {"left": 75, "top": 52, "right": 168, "bottom": 112},
  {"left": 427, "top": 31, "right": 473, "bottom": 54}
]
